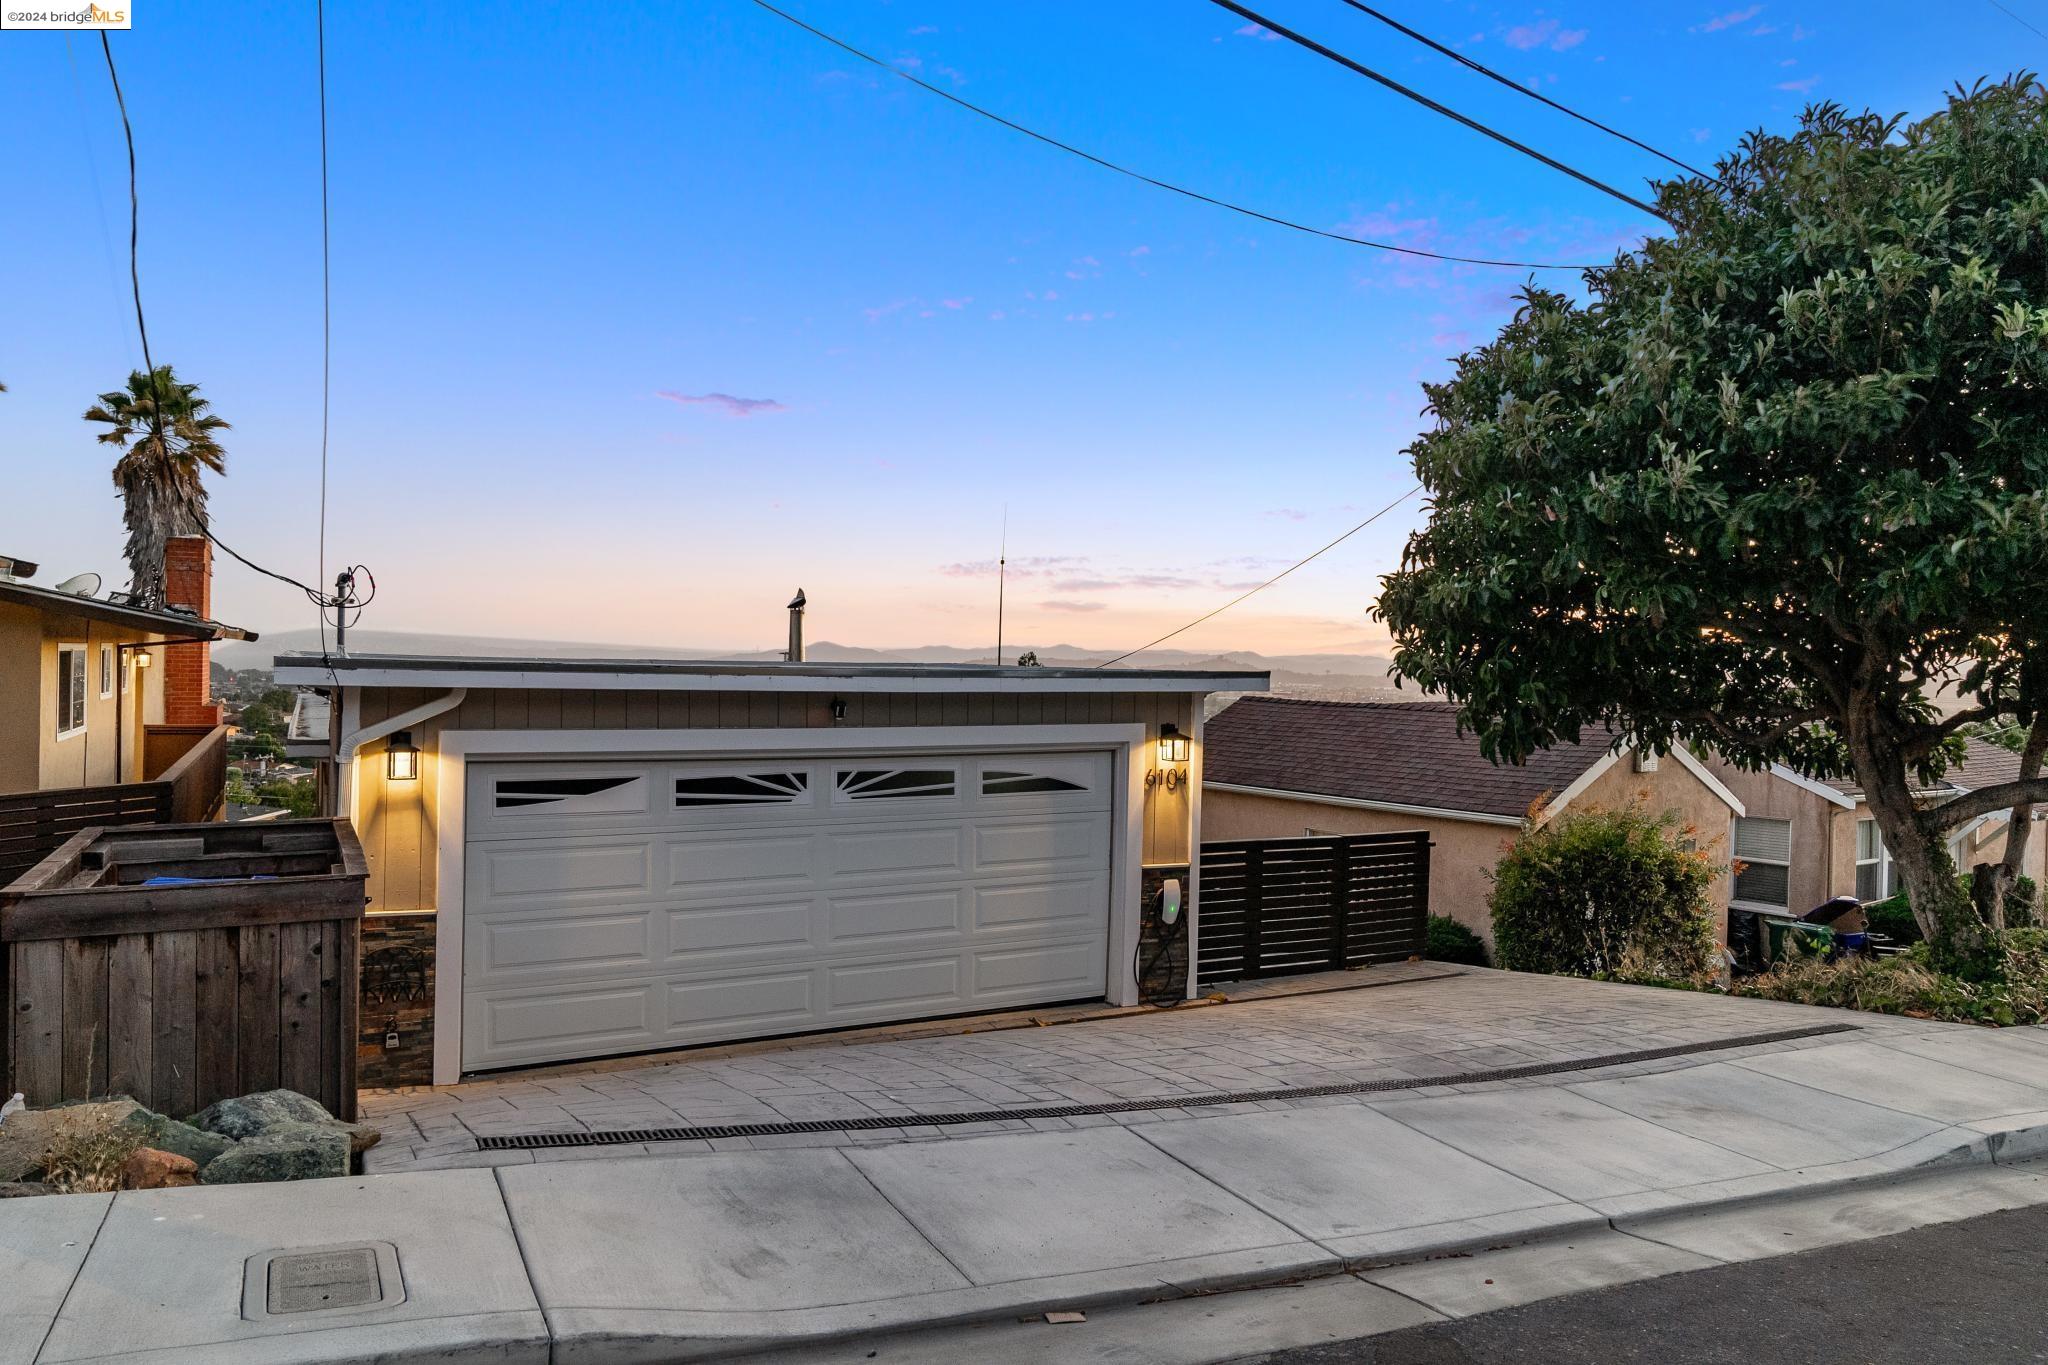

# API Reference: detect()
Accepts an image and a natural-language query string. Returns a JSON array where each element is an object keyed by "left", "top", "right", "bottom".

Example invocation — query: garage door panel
[
  {"left": 826, "top": 888, "right": 966, "bottom": 944},
  {"left": 975, "top": 876, "right": 1111, "bottom": 933},
  {"left": 665, "top": 833, "right": 821, "bottom": 894},
  {"left": 826, "top": 956, "right": 962, "bottom": 1011},
  {"left": 665, "top": 901, "right": 817, "bottom": 955},
  {"left": 476, "top": 911, "right": 654, "bottom": 976},
  {"left": 973, "top": 940, "right": 1107, "bottom": 997},
  {"left": 482, "top": 841, "right": 654, "bottom": 902},
  {"left": 668, "top": 971, "right": 815, "bottom": 1032},
  {"left": 463, "top": 747, "right": 1117, "bottom": 1071},
  {"left": 973, "top": 816, "right": 1105, "bottom": 873},
  {"left": 473, "top": 983, "right": 653, "bottom": 1052},
  {"left": 825, "top": 826, "right": 966, "bottom": 878}
]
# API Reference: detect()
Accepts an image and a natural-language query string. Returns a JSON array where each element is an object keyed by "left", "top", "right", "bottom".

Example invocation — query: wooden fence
[
  {"left": 1, "top": 818, "right": 367, "bottom": 1120},
  {"left": 1196, "top": 831, "right": 1431, "bottom": 985},
  {"left": 0, "top": 724, "right": 228, "bottom": 884}
]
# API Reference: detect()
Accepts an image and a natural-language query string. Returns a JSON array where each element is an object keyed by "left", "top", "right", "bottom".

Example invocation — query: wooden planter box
[{"left": 1, "top": 819, "right": 368, "bottom": 1120}]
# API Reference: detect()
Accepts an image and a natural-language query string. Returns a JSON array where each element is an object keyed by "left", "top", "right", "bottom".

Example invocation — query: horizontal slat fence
[
  {"left": 1197, "top": 832, "right": 1430, "bottom": 984},
  {"left": 0, "top": 725, "right": 227, "bottom": 883}
]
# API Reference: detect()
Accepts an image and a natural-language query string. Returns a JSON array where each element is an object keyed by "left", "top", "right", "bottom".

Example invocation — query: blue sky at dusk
[{"left": 1, "top": 1, "right": 2036, "bottom": 656}]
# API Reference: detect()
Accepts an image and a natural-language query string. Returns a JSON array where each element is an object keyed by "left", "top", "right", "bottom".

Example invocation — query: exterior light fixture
[
  {"left": 133, "top": 651, "right": 151, "bottom": 668},
  {"left": 386, "top": 730, "right": 420, "bottom": 782},
  {"left": 1157, "top": 724, "right": 1190, "bottom": 765}
]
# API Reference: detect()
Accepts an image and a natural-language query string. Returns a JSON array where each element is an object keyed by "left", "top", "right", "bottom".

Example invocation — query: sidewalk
[{"left": 9, "top": 1020, "right": 2048, "bottom": 1364}]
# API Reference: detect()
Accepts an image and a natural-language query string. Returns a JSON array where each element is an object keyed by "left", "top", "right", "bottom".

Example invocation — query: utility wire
[
  {"left": 1095, "top": 484, "right": 1422, "bottom": 667},
  {"left": 316, "top": 0, "right": 332, "bottom": 623},
  {"left": 748, "top": 0, "right": 1599, "bottom": 270},
  {"left": 99, "top": 34, "right": 156, "bottom": 387},
  {"left": 1329, "top": 0, "right": 1716, "bottom": 181},
  {"left": 1987, "top": 1, "right": 2048, "bottom": 43},
  {"left": 1208, "top": 0, "right": 1669, "bottom": 223}
]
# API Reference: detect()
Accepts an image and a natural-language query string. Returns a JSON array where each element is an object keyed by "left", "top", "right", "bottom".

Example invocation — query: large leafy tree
[
  {"left": 84, "top": 365, "right": 229, "bottom": 606},
  {"left": 1377, "top": 78, "right": 2048, "bottom": 958}
]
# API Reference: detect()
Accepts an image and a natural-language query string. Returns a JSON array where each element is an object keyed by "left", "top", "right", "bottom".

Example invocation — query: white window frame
[
  {"left": 1855, "top": 818, "right": 1896, "bottom": 902},
  {"left": 98, "top": 643, "right": 115, "bottom": 699},
  {"left": 54, "top": 644, "right": 88, "bottom": 740},
  {"left": 1731, "top": 816, "right": 1793, "bottom": 911}
]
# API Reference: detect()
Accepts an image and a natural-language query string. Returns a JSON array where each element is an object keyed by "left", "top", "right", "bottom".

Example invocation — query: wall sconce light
[
  {"left": 830, "top": 697, "right": 848, "bottom": 723},
  {"left": 386, "top": 730, "right": 420, "bottom": 782},
  {"left": 1157, "top": 724, "right": 1190, "bottom": 765},
  {"left": 1147, "top": 724, "right": 1190, "bottom": 791},
  {"left": 133, "top": 651, "right": 152, "bottom": 669}
]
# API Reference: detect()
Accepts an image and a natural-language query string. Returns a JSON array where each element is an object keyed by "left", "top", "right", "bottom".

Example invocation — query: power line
[
  {"left": 98, "top": 34, "right": 156, "bottom": 386},
  {"left": 1987, "top": 0, "right": 2048, "bottom": 42},
  {"left": 1329, "top": 0, "right": 1717, "bottom": 181},
  {"left": 1095, "top": 484, "right": 1422, "bottom": 667},
  {"left": 747, "top": 0, "right": 1601, "bottom": 270},
  {"left": 316, "top": 0, "right": 332, "bottom": 626},
  {"left": 1208, "top": 0, "right": 1670, "bottom": 223}
]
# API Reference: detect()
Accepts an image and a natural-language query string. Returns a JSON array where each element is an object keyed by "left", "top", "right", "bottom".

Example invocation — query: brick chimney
[{"left": 162, "top": 535, "right": 222, "bottom": 727}]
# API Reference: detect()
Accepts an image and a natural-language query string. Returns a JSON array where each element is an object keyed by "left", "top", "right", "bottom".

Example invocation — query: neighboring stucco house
[
  {"left": 0, "top": 539, "right": 250, "bottom": 795},
  {"left": 1705, "top": 739, "right": 2047, "bottom": 922},
  {"left": 275, "top": 647, "right": 1264, "bottom": 1084},
  {"left": 1201, "top": 697, "right": 1745, "bottom": 947}
]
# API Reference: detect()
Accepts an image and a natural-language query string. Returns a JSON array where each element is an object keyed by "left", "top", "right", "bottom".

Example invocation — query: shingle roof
[
  {"left": 1203, "top": 697, "right": 1614, "bottom": 820},
  {"left": 1821, "top": 736, "right": 2023, "bottom": 799}
]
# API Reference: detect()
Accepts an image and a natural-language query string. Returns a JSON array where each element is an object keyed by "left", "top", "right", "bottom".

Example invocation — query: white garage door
[{"left": 461, "top": 749, "right": 1115, "bottom": 1070}]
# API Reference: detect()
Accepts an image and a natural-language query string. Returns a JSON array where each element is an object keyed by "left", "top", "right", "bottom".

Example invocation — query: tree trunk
[{"left": 1849, "top": 728, "right": 1977, "bottom": 956}]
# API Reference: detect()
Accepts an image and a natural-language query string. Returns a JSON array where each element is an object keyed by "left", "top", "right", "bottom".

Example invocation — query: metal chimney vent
[{"left": 786, "top": 589, "right": 806, "bottom": 662}]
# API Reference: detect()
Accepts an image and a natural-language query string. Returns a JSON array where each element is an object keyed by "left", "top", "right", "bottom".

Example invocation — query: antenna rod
[{"left": 995, "top": 507, "right": 1007, "bottom": 667}]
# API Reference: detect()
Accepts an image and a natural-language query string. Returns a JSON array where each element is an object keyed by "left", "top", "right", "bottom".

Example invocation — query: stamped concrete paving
[{"left": 360, "top": 967, "right": 1945, "bottom": 1172}]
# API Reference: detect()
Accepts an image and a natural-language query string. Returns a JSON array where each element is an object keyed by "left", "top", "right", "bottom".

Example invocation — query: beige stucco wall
[
  {"left": 0, "top": 601, "right": 167, "bottom": 793},
  {"left": 1200, "top": 787, "right": 1513, "bottom": 943},
  {"left": 346, "top": 686, "right": 1198, "bottom": 915},
  {"left": 1205, "top": 748, "right": 1741, "bottom": 948}
]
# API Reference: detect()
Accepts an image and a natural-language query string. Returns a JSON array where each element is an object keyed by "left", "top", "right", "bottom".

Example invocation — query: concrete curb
[{"left": 535, "top": 1115, "right": 2048, "bottom": 1364}]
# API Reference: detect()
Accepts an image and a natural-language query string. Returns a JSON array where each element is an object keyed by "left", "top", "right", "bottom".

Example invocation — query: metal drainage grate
[{"left": 475, "top": 1022, "right": 1858, "bottom": 1152}]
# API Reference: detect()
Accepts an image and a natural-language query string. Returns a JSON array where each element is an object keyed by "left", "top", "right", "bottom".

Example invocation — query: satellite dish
[{"left": 53, "top": 572, "right": 101, "bottom": 598}]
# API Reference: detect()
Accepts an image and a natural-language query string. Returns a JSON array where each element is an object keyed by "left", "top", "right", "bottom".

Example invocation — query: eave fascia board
[{"left": 272, "top": 662, "right": 1268, "bottom": 694}]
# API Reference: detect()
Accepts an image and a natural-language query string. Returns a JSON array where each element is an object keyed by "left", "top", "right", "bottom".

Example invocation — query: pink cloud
[
  {"left": 909, "top": 23, "right": 937, "bottom": 34},
  {"left": 655, "top": 391, "right": 786, "bottom": 418},
  {"left": 1041, "top": 600, "right": 1107, "bottom": 612},
  {"left": 941, "top": 297, "right": 973, "bottom": 309},
  {"left": 1233, "top": 22, "right": 1279, "bottom": 40},
  {"left": 1691, "top": 5, "right": 1762, "bottom": 33},
  {"left": 1503, "top": 18, "right": 1585, "bottom": 51},
  {"left": 1776, "top": 74, "right": 1820, "bottom": 92}
]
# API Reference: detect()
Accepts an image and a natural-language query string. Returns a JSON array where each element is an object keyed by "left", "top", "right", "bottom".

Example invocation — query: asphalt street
[{"left": 1242, "top": 1203, "right": 2048, "bottom": 1364}]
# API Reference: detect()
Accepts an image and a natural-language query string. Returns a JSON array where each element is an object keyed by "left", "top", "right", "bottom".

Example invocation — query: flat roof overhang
[
  {"left": 272, "top": 651, "right": 1269, "bottom": 695},
  {"left": 0, "top": 580, "right": 257, "bottom": 641}
]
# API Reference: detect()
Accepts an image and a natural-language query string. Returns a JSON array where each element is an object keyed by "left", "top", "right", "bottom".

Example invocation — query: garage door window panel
[{"left": 835, "top": 767, "right": 959, "bottom": 803}]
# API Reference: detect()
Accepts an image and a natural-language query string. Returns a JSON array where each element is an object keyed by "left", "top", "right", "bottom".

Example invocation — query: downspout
[{"left": 336, "top": 688, "right": 468, "bottom": 828}]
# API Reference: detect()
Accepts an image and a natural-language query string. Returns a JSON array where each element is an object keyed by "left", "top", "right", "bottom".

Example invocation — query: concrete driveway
[{"left": 361, "top": 966, "right": 1951, "bottom": 1173}]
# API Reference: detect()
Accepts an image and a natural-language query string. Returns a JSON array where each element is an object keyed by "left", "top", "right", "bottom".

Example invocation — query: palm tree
[{"left": 83, "top": 366, "right": 229, "bottom": 605}]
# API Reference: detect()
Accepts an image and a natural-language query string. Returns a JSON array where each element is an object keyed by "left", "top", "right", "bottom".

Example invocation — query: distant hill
[{"left": 221, "top": 628, "right": 1417, "bottom": 704}]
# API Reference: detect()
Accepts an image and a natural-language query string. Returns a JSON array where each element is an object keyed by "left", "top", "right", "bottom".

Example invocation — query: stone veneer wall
[
  {"left": 1137, "top": 864, "right": 1193, "bottom": 1003},
  {"left": 359, "top": 913, "right": 437, "bottom": 1089}
]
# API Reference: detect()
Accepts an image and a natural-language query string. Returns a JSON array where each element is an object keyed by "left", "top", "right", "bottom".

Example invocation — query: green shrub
[
  {"left": 1488, "top": 803, "right": 1718, "bottom": 982},
  {"left": 1423, "top": 915, "right": 1489, "bottom": 967},
  {"left": 1734, "top": 929, "right": 2048, "bottom": 1026}
]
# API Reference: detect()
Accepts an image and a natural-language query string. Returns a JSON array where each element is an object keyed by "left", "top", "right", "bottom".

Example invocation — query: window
[
  {"left": 493, "top": 775, "right": 643, "bottom": 812},
  {"left": 674, "top": 772, "right": 808, "bottom": 807},
  {"left": 55, "top": 645, "right": 87, "bottom": 738},
  {"left": 1855, "top": 819, "right": 1896, "bottom": 902},
  {"left": 1732, "top": 817, "right": 1792, "bottom": 908},
  {"left": 835, "top": 768, "right": 956, "bottom": 801},
  {"left": 982, "top": 769, "right": 1087, "bottom": 796},
  {"left": 99, "top": 644, "right": 114, "bottom": 698}
]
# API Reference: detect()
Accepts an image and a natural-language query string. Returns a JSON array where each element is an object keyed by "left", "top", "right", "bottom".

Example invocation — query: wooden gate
[{"left": 1196, "top": 831, "right": 1431, "bottom": 984}]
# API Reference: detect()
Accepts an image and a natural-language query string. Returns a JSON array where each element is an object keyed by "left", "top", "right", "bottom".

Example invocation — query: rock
[
  {"left": 115, "top": 1111, "right": 234, "bottom": 1172},
  {"left": 118, "top": 1147, "right": 198, "bottom": 1190},
  {"left": 0, "top": 1099, "right": 145, "bottom": 1183},
  {"left": 191, "top": 1089, "right": 378, "bottom": 1155},
  {"left": 192, "top": 1089, "right": 337, "bottom": 1140},
  {"left": 200, "top": 1123, "right": 351, "bottom": 1185},
  {"left": 0, "top": 1182, "right": 58, "bottom": 1198}
]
